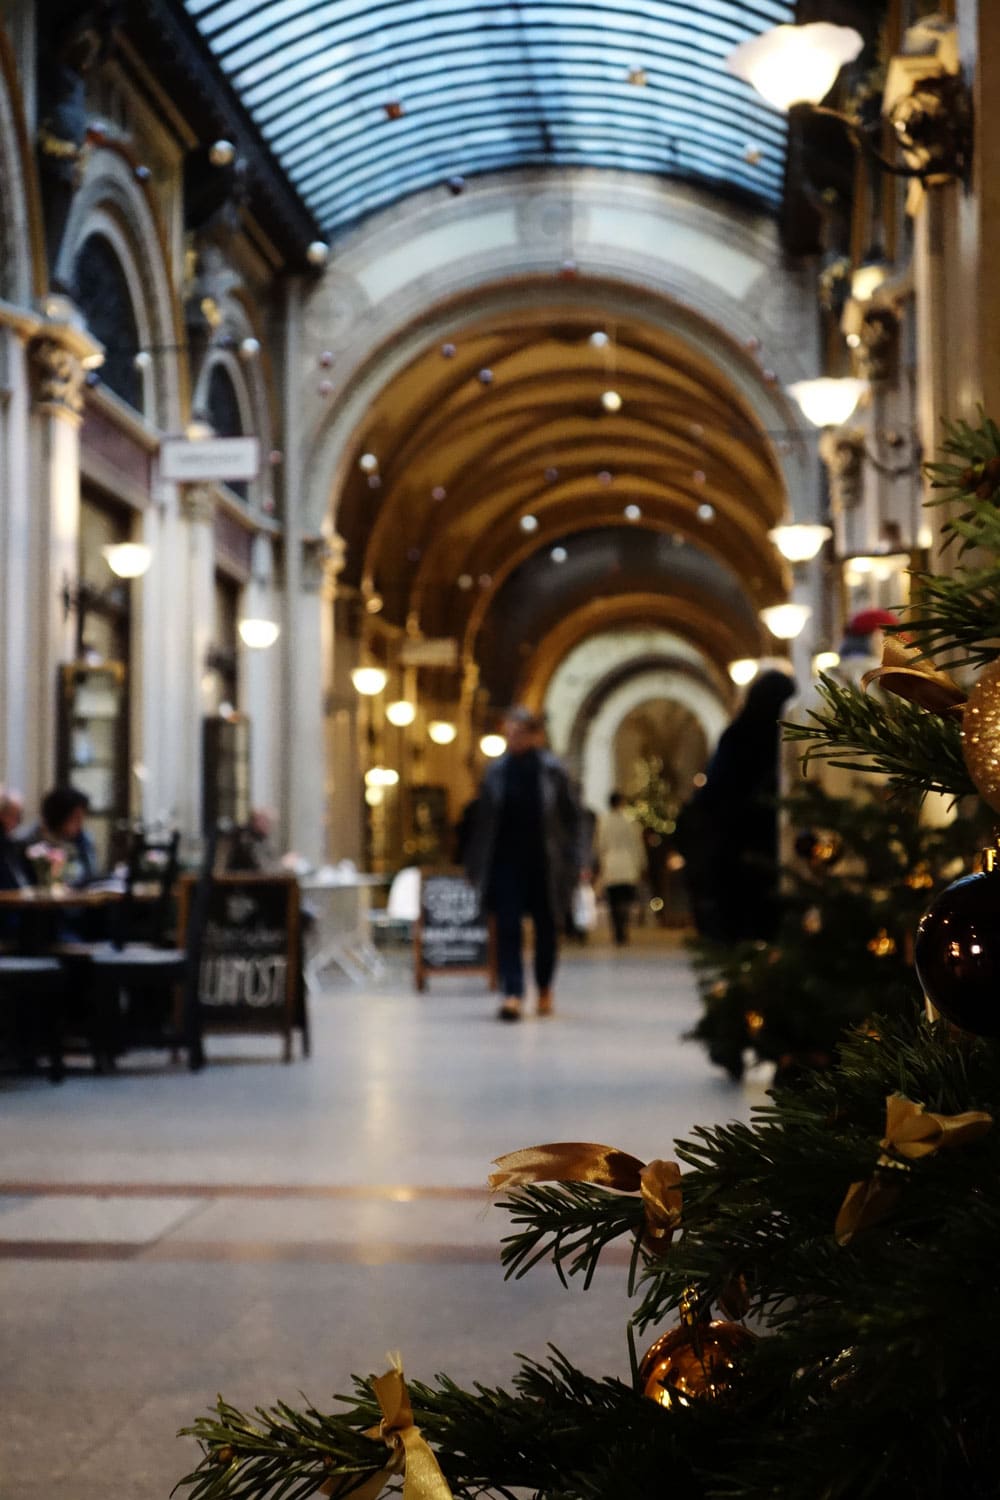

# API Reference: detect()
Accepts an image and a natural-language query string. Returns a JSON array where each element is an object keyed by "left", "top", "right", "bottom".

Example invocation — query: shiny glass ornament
[
  {"left": 638, "top": 1316, "right": 754, "bottom": 1407},
  {"left": 915, "top": 862, "right": 1000, "bottom": 1035}
]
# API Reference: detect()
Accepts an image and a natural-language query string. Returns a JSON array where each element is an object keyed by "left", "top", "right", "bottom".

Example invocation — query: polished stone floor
[{"left": 0, "top": 933, "right": 759, "bottom": 1499}]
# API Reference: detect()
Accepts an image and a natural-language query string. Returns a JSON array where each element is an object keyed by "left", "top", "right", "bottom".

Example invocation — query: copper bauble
[
  {"left": 638, "top": 1318, "right": 755, "bottom": 1407},
  {"left": 962, "top": 660, "right": 1000, "bottom": 813},
  {"left": 914, "top": 867, "right": 1000, "bottom": 1036}
]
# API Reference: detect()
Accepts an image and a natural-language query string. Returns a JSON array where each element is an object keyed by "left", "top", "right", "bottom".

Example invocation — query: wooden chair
[{"left": 0, "top": 955, "right": 66, "bottom": 1083}]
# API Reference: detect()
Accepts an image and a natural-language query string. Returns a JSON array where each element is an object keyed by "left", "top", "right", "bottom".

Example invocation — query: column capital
[
  {"left": 181, "top": 483, "right": 217, "bottom": 524},
  {"left": 30, "top": 336, "right": 85, "bottom": 422}
]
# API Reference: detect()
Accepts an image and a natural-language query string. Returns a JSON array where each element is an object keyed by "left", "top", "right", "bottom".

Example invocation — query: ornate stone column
[
  {"left": 178, "top": 482, "right": 217, "bottom": 837},
  {"left": 0, "top": 310, "right": 37, "bottom": 797}
]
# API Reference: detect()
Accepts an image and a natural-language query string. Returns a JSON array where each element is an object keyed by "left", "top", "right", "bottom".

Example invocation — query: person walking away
[
  {"left": 595, "top": 792, "right": 646, "bottom": 946},
  {"left": 465, "top": 709, "right": 583, "bottom": 1022}
]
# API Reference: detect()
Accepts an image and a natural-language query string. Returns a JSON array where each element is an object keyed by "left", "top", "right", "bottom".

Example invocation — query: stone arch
[
  {"left": 581, "top": 669, "right": 729, "bottom": 814},
  {"left": 56, "top": 147, "right": 183, "bottom": 430},
  {"left": 301, "top": 169, "right": 819, "bottom": 538},
  {"left": 192, "top": 333, "right": 275, "bottom": 513}
]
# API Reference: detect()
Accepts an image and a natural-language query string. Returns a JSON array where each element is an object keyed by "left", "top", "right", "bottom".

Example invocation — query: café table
[{"left": 299, "top": 870, "right": 390, "bottom": 988}]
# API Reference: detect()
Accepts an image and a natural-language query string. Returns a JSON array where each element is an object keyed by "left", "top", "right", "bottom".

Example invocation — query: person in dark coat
[
  {"left": 465, "top": 709, "right": 583, "bottom": 1022},
  {"left": 677, "top": 669, "right": 796, "bottom": 944}
]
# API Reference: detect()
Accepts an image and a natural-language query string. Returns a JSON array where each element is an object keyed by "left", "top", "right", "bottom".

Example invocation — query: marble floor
[{"left": 0, "top": 933, "right": 759, "bottom": 1499}]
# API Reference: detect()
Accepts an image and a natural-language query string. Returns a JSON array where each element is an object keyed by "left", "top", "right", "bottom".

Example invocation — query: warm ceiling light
[
  {"left": 306, "top": 240, "right": 330, "bottom": 267},
  {"left": 601, "top": 390, "right": 623, "bottom": 412},
  {"left": 696, "top": 503, "right": 716, "bottom": 522},
  {"left": 364, "top": 765, "right": 399, "bottom": 787},
  {"left": 238, "top": 336, "right": 260, "bottom": 361},
  {"left": 480, "top": 734, "right": 507, "bottom": 758},
  {"left": 728, "top": 658, "right": 759, "bottom": 686},
  {"left": 102, "top": 542, "right": 153, "bottom": 578},
  {"left": 624, "top": 504, "right": 642, "bottom": 521},
  {"left": 359, "top": 452, "right": 379, "bottom": 474},
  {"left": 520, "top": 514, "right": 539, "bottom": 532},
  {"left": 386, "top": 699, "right": 416, "bottom": 727},
  {"left": 351, "top": 666, "right": 388, "bottom": 696},
  {"left": 589, "top": 330, "right": 610, "bottom": 347},
  {"left": 768, "top": 524, "right": 832, "bottom": 562},
  {"left": 726, "top": 22, "right": 863, "bottom": 113},
  {"left": 365, "top": 785, "right": 384, "bottom": 806},
  {"left": 238, "top": 617, "right": 280, "bottom": 649},
  {"left": 761, "top": 602, "right": 812, "bottom": 640},
  {"left": 209, "top": 139, "right": 236, "bottom": 167},
  {"left": 365, "top": 594, "right": 384, "bottom": 614},
  {"left": 813, "top": 651, "right": 841, "bottom": 673},
  {"left": 428, "top": 720, "right": 457, "bottom": 745},
  {"left": 787, "top": 377, "right": 867, "bottom": 428},
  {"left": 550, "top": 546, "right": 568, "bottom": 563},
  {"left": 457, "top": 574, "right": 473, "bottom": 590}
]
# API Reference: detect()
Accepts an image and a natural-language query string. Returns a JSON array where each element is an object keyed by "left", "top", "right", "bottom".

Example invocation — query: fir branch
[
  {"left": 495, "top": 1181, "right": 646, "bottom": 1289},
  {"left": 785, "top": 677, "right": 974, "bottom": 800},
  {"left": 900, "top": 563, "right": 1000, "bottom": 671}
]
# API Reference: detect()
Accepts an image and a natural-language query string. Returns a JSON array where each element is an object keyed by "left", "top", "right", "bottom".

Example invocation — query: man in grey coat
[{"left": 465, "top": 709, "right": 583, "bottom": 1022}]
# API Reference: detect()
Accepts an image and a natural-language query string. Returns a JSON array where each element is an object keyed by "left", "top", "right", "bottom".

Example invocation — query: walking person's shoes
[
  {"left": 497, "top": 997, "right": 523, "bottom": 1022},
  {"left": 536, "top": 990, "right": 554, "bottom": 1017}
]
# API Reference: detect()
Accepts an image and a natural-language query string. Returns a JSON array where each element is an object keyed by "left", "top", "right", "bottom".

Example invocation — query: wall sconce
[
  {"left": 238, "top": 617, "right": 280, "bottom": 649},
  {"left": 813, "top": 651, "right": 841, "bottom": 674},
  {"left": 768, "top": 524, "right": 832, "bottom": 563},
  {"left": 728, "top": 658, "right": 759, "bottom": 686},
  {"left": 428, "top": 720, "right": 457, "bottom": 745},
  {"left": 842, "top": 551, "right": 910, "bottom": 588},
  {"left": 760, "top": 602, "right": 812, "bottom": 640},
  {"left": 480, "top": 733, "right": 507, "bottom": 757},
  {"left": 351, "top": 666, "right": 388, "bottom": 696},
  {"left": 787, "top": 377, "right": 867, "bottom": 429},
  {"left": 102, "top": 542, "right": 152, "bottom": 579},
  {"left": 386, "top": 699, "right": 416, "bottom": 727},
  {"left": 728, "top": 20, "right": 971, "bottom": 183}
]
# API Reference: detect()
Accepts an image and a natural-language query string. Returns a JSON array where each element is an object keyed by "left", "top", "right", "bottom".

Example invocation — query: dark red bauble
[{"left": 914, "top": 869, "right": 1000, "bottom": 1036}]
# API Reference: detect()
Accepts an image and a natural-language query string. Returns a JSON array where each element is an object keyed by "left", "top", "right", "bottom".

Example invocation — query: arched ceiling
[{"left": 182, "top": 1, "right": 794, "bottom": 234}]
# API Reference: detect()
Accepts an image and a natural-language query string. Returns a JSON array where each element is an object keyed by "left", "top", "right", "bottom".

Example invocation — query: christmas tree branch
[
  {"left": 785, "top": 678, "right": 974, "bottom": 801},
  {"left": 496, "top": 1181, "right": 646, "bottom": 1289}
]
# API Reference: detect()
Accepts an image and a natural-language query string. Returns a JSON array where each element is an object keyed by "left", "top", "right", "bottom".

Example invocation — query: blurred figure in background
[
  {"left": 595, "top": 791, "right": 646, "bottom": 946},
  {"left": 465, "top": 708, "right": 583, "bottom": 1022},
  {"left": 676, "top": 669, "right": 796, "bottom": 943},
  {"left": 25, "top": 787, "right": 99, "bottom": 887},
  {"left": 0, "top": 788, "right": 28, "bottom": 890}
]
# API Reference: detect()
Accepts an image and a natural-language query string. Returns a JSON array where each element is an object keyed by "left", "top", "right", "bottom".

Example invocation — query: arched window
[
  {"left": 74, "top": 234, "right": 142, "bottom": 410},
  {"left": 205, "top": 361, "right": 248, "bottom": 500}
]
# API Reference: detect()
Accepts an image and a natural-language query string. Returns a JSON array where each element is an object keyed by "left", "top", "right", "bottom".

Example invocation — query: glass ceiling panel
[{"left": 184, "top": 0, "right": 795, "bottom": 235}]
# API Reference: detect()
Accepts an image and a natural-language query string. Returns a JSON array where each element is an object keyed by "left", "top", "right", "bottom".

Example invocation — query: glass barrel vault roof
[{"left": 183, "top": 0, "right": 795, "bottom": 236}]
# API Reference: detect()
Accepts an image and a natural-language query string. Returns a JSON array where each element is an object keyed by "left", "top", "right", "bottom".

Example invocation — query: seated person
[
  {"left": 24, "top": 787, "right": 100, "bottom": 888},
  {"left": 0, "top": 788, "right": 28, "bottom": 890}
]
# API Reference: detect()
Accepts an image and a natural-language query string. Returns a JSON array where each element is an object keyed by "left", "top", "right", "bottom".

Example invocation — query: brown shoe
[
  {"left": 537, "top": 990, "right": 554, "bottom": 1017},
  {"left": 497, "top": 998, "right": 522, "bottom": 1022}
]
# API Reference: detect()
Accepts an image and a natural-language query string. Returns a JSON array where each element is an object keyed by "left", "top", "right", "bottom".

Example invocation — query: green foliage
[{"left": 689, "top": 784, "right": 988, "bottom": 1082}]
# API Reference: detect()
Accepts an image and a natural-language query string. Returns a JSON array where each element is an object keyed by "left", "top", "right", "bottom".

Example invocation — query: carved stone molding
[
  {"left": 30, "top": 336, "right": 85, "bottom": 419},
  {"left": 181, "top": 482, "right": 217, "bottom": 524}
]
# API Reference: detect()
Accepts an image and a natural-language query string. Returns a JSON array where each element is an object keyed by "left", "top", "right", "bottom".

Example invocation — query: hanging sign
[
  {"left": 160, "top": 435, "right": 260, "bottom": 483},
  {"left": 399, "top": 637, "right": 459, "bottom": 668}
]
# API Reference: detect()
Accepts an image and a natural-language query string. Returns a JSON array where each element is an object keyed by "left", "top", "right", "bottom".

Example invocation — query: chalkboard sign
[
  {"left": 178, "top": 872, "right": 302, "bottom": 1060},
  {"left": 414, "top": 868, "right": 496, "bottom": 991}
]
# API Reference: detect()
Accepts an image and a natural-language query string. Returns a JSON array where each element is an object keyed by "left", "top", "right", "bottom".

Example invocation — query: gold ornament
[
  {"left": 961, "top": 659, "right": 1000, "bottom": 813},
  {"left": 835, "top": 1094, "right": 992, "bottom": 1245},
  {"left": 639, "top": 1294, "right": 755, "bottom": 1408},
  {"left": 745, "top": 1010, "right": 765, "bottom": 1037},
  {"left": 867, "top": 929, "right": 897, "bottom": 958},
  {"left": 811, "top": 833, "right": 843, "bottom": 867}
]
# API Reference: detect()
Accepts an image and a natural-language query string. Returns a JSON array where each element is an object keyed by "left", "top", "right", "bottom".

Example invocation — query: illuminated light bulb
[
  {"left": 209, "top": 139, "right": 236, "bottom": 167},
  {"left": 359, "top": 453, "right": 379, "bottom": 474},
  {"left": 813, "top": 651, "right": 841, "bottom": 673},
  {"left": 851, "top": 260, "right": 888, "bottom": 303},
  {"left": 768, "top": 523, "right": 832, "bottom": 562},
  {"left": 306, "top": 241, "right": 330, "bottom": 267},
  {"left": 365, "top": 594, "right": 384, "bottom": 614},
  {"left": 365, "top": 785, "right": 384, "bottom": 807},
  {"left": 102, "top": 543, "right": 152, "bottom": 578},
  {"left": 590, "top": 330, "right": 610, "bottom": 347},
  {"left": 728, "top": 658, "right": 759, "bottom": 686},
  {"left": 787, "top": 377, "right": 867, "bottom": 428},
  {"left": 386, "top": 700, "right": 416, "bottom": 727},
  {"left": 551, "top": 546, "right": 568, "bottom": 563},
  {"left": 520, "top": 514, "right": 539, "bottom": 532},
  {"left": 428, "top": 720, "right": 457, "bottom": 745},
  {"left": 601, "top": 390, "right": 622, "bottom": 412},
  {"left": 726, "top": 22, "right": 863, "bottom": 113},
  {"left": 351, "top": 666, "right": 388, "bottom": 696},
  {"left": 480, "top": 734, "right": 507, "bottom": 758},
  {"left": 624, "top": 504, "right": 642, "bottom": 521},
  {"left": 760, "top": 602, "right": 812, "bottom": 640},
  {"left": 696, "top": 503, "right": 716, "bottom": 522},
  {"left": 364, "top": 765, "right": 399, "bottom": 787},
  {"left": 457, "top": 574, "right": 473, "bottom": 590},
  {"left": 133, "top": 350, "right": 152, "bottom": 371},
  {"left": 238, "top": 617, "right": 280, "bottom": 649},
  {"left": 238, "top": 336, "right": 260, "bottom": 361}
]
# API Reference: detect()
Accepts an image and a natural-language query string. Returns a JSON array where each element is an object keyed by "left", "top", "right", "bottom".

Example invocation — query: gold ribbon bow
[
  {"left": 322, "top": 1359, "right": 453, "bottom": 1500},
  {"left": 835, "top": 1094, "right": 991, "bottom": 1246},
  {"left": 862, "top": 637, "right": 967, "bottom": 718},
  {"left": 489, "top": 1142, "right": 682, "bottom": 1249}
]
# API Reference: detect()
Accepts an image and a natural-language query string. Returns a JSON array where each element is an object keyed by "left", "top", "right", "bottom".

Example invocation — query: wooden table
[{"left": 0, "top": 884, "right": 161, "bottom": 909}]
